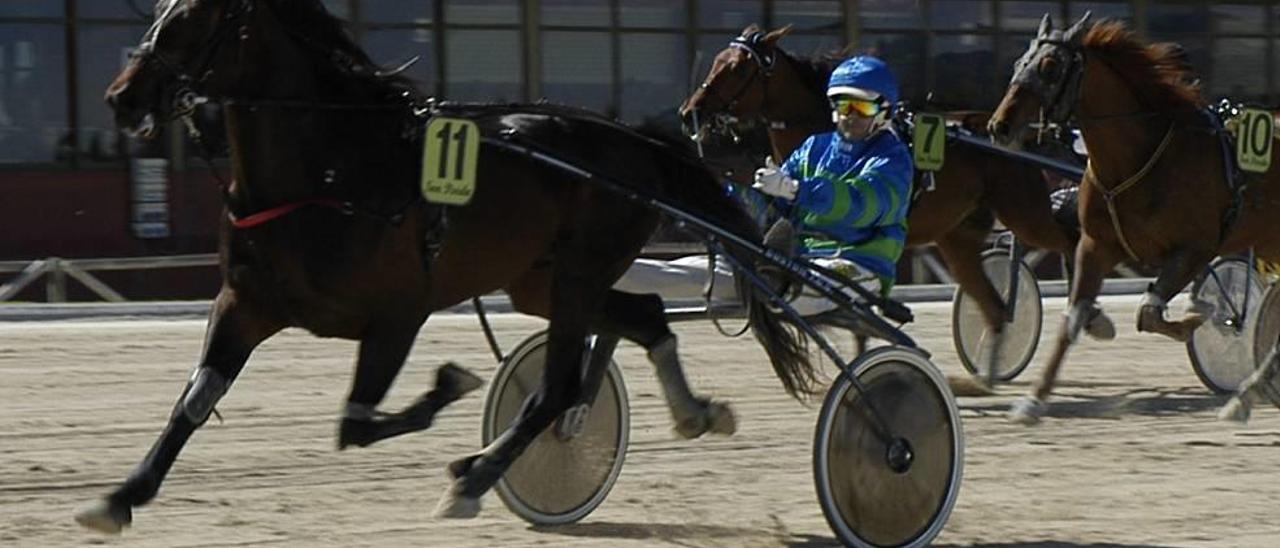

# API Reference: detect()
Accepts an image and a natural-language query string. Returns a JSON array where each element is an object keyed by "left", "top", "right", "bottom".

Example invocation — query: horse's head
[
  {"left": 105, "top": 0, "right": 261, "bottom": 138},
  {"left": 989, "top": 12, "right": 1091, "bottom": 149},
  {"left": 679, "top": 25, "right": 792, "bottom": 141}
]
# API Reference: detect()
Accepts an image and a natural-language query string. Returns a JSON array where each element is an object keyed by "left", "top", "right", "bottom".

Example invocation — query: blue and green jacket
[{"left": 781, "top": 129, "right": 914, "bottom": 288}]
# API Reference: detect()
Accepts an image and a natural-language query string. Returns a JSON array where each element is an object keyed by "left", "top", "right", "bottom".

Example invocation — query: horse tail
[{"left": 647, "top": 138, "right": 822, "bottom": 400}]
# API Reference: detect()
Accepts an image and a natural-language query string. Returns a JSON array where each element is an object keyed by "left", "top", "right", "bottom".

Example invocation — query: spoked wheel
[
  {"left": 814, "top": 346, "right": 964, "bottom": 547},
  {"left": 1187, "top": 257, "right": 1265, "bottom": 394},
  {"left": 1252, "top": 281, "right": 1280, "bottom": 370},
  {"left": 952, "top": 249, "right": 1043, "bottom": 382},
  {"left": 482, "top": 330, "right": 630, "bottom": 525}
]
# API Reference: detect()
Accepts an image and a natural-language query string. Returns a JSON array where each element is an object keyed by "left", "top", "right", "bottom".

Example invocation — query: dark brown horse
[
  {"left": 78, "top": 0, "right": 816, "bottom": 531},
  {"left": 681, "top": 26, "right": 1108, "bottom": 383},
  {"left": 989, "top": 15, "right": 1280, "bottom": 423}
]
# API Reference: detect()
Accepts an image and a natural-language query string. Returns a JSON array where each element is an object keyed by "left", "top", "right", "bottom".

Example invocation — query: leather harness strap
[{"left": 1087, "top": 123, "right": 1176, "bottom": 264}]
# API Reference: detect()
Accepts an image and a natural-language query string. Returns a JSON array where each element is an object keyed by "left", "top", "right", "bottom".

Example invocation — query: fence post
[{"left": 45, "top": 258, "right": 67, "bottom": 303}]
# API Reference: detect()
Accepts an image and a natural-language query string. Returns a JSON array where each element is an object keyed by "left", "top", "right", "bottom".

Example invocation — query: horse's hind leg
[
  {"left": 596, "top": 290, "right": 735, "bottom": 439},
  {"left": 1009, "top": 235, "right": 1119, "bottom": 425},
  {"left": 76, "top": 290, "right": 282, "bottom": 533},
  {"left": 337, "top": 316, "right": 483, "bottom": 450},
  {"left": 1137, "top": 247, "right": 1217, "bottom": 342}
]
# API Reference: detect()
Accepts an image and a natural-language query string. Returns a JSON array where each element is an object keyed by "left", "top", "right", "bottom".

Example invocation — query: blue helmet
[{"left": 827, "top": 56, "right": 900, "bottom": 107}]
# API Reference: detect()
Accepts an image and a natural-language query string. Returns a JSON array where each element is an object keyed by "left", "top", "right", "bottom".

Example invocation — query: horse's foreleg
[
  {"left": 936, "top": 225, "right": 1005, "bottom": 390},
  {"left": 1010, "top": 236, "right": 1118, "bottom": 425},
  {"left": 76, "top": 290, "right": 282, "bottom": 533},
  {"left": 1136, "top": 247, "right": 1217, "bottom": 342},
  {"left": 434, "top": 265, "right": 600, "bottom": 519},
  {"left": 596, "top": 290, "right": 735, "bottom": 439},
  {"left": 338, "top": 316, "right": 482, "bottom": 450}
]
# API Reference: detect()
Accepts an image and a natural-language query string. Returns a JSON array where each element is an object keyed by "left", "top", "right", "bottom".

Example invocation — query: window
[
  {"left": 1211, "top": 4, "right": 1265, "bottom": 34},
  {"left": 0, "top": 2, "right": 63, "bottom": 17},
  {"left": 362, "top": 28, "right": 438, "bottom": 92},
  {"left": 1000, "top": 2, "right": 1062, "bottom": 32},
  {"left": 445, "top": 29, "right": 521, "bottom": 101},
  {"left": 542, "top": 31, "right": 613, "bottom": 113},
  {"left": 1211, "top": 38, "right": 1266, "bottom": 103},
  {"left": 697, "top": 0, "right": 764, "bottom": 30},
  {"left": 861, "top": 33, "right": 925, "bottom": 104},
  {"left": 931, "top": 34, "right": 996, "bottom": 108},
  {"left": 542, "top": 0, "right": 610, "bottom": 27},
  {"left": 772, "top": 1, "right": 842, "bottom": 32},
  {"left": 0, "top": 24, "right": 69, "bottom": 164},
  {"left": 620, "top": 33, "right": 687, "bottom": 123},
  {"left": 860, "top": 0, "right": 923, "bottom": 30},
  {"left": 930, "top": 1, "right": 993, "bottom": 31},
  {"left": 360, "top": 0, "right": 433, "bottom": 23},
  {"left": 620, "top": 0, "right": 686, "bottom": 29},
  {"left": 446, "top": 0, "right": 518, "bottom": 25}
]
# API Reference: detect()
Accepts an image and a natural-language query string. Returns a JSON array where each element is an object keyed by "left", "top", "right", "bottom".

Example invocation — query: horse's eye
[{"left": 1039, "top": 57, "right": 1062, "bottom": 81}]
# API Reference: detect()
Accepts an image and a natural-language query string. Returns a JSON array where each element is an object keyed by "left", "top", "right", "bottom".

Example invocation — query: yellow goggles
[{"left": 830, "top": 97, "right": 885, "bottom": 118}]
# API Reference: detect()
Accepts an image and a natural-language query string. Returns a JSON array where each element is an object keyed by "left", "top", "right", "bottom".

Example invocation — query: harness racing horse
[
  {"left": 681, "top": 25, "right": 1110, "bottom": 384},
  {"left": 79, "top": 0, "right": 818, "bottom": 531},
  {"left": 988, "top": 14, "right": 1280, "bottom": 424}
]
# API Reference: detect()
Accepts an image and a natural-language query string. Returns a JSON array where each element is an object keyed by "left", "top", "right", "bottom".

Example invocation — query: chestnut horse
[
  {"left": 77, "top": 0, "right": 816, "bottom": 531},
  {"left": 989, "top": 15, "right": 1280, "bottom": 423},
  {"left": 681, "top": 26, "right": 1109, "bottom": 382}
]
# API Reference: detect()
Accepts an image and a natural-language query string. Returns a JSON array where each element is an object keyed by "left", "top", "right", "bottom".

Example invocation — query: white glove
[{"left": 752, "top": 156, "right": 798, "bottom": 200}]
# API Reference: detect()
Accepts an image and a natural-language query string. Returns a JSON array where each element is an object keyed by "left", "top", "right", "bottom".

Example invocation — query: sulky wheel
[
  {"left": 1252, "top": 281, "right": 1280, "bottom": 367},
  {"left": 952, "top": 249, "right": 1043, "bottom": 382},
  {"left": 1187, "top": 257, "right": 1265, "bottom": 394},
  {"left": 813, "top": 346, "right": 964, "bottom": 547},
  {"left": 482, "top": 330, "right": 630, "bottom": 525}
]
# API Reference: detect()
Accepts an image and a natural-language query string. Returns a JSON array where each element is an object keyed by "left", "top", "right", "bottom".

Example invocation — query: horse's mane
[
  {"left": 1082, "top": 20, "right": 1205, "bottom": 111},
  {"left": 274, "top": 0, "right": 424, "bottom": 101}
]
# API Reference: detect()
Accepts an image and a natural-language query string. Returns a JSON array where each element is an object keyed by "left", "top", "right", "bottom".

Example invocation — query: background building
[{"left": 0, "top": 0, "right": 1275, "bottom": 298}]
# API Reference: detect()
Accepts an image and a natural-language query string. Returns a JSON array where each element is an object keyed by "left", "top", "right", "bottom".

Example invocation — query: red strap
[{"left": 229, "top": 198, "right": 346, "bottom": 229}]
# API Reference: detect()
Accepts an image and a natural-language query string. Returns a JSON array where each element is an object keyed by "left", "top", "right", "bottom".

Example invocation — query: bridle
[{"left": 131, "top": 0, "right": 255, "bottom": 121}]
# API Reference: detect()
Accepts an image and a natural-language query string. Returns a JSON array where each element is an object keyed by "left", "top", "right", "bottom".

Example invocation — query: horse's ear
[
  {"left": 742, "top": 23, "right": 761, "bottom": 37},
  {"left": 763, "top": 25, "right": 793, "bottom": 47},
  {"left": 1037, "top": 14, "right": 1053, "bottom": 37},
  {"left": 1065, "top": 11, "right": 1092, "bottom": 43}
]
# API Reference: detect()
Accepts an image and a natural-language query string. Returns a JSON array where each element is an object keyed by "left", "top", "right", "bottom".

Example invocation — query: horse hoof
[
  {"left": 1007, "top": 396, "right": 1046, "bottom": 425},
  {"left": 75, "top": 499, "right": 131, "bottom": 534},
  {"left": 1218, "top": 397, "right": 1252, "bottom": 424},
  {"left": 432, "top": 484, "right": 481, "bottom": 519},
  {"left": 438, "top": 363, "right": 484, "bottom": 397},
  {"left": 1084, "top": 308, "right": 1116, "bottom": 341},
  {"left": 947, "top": 375, "right": 996, "bottom": 397},
  {"left": 674, "top": 400, "right": 737, "bottom": 439},
  {"left": 705, "top": 401, "right": 737, "bottom": 436}
]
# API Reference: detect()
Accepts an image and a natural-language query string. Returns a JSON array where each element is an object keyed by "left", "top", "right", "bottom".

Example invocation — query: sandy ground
[{"left": 2, "top": 296, "right": 1279, "bottom": 547}]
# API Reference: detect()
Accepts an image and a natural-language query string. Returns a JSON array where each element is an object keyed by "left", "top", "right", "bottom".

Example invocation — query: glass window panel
[
  {"left": 359, "top": 0, "right": 432, "bottom": 23},
  {"left": 1068, "top": 2, "right": 1130, "bottom": 23},
  {"left": 1000, "top": 2, "right": 1061, "bottom": 32},
  {"left": 445, "top": 29, "right": 521, "bottom": 101},
  {"left": 772, "top": 1, "right": 842, "bottom": 32},
  {"left": 541, "top": 31, "right": 613, "bottom": 114},
  {"left": 542, "top": 0, "right": 609, "bottom": 27},
  {"left": 620, "top": 0, "right": 686, "bottom": 28},
  {"left": 930, "top": 1, "right": 992, "bottom": 31},
  {"left": 931, "top": 34, "right": 996, "bottom": 109},
  {"left": 620, "top": 34, "right": 689, "bottom": 123},
  {"left": 77, "top": 2, "right": 152, "bottom": 19},
  {"left": 1211, "top": 4, "right": 1264, "bottom": 34},
  {"left": 780, "top": 33, "right": 845, "bottom": 60},
  {"left": 697, "top": 0, "right": 764, "bottom": 30},
  {"left": 361, "top": 28, "right": 437, "bottom": 92},
  {"left": 1210, "top": 38, "right": 1265, "bottom": 103},
  {"left": 0, "top": 24, "right": 68, "bottom": 163},
  {"left": 1148, "top": 3, "right": 1208, "bottom": 34},
  {"left": 445, "top": 0, "right": 518, "bottom": 25},
  {"left": 0, "top": 2, "right": 63, "bottom": 17},
  {"left": 694, "top": 33, "right": 736, "bottom": 86},
  {"left": 861, "top": 0, "right": 923, "bottom": 30},
  {"left": 861, "top": 33, "right": 925, "bottom": 105},
  {"left": 76, "top": 25, "right": 149, "bottom": 162}
]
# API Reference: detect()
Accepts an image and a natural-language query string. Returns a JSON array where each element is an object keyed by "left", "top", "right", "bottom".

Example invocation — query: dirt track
[{"left": 2, "top": 296, "right": 1279, "bottom": 547}]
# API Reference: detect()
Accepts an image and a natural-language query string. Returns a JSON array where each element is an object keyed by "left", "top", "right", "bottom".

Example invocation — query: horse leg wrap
[
  {"left": 1135, "top": 291, "right": 1168, "bottom": 334},
  {"left": 1063, "top": 301, "right": 1095, "bottom": 344},
  {"left": 182, "top": 367, "right": 229, "bottom": 425},
  {"left": 647, "top": 335, "right": 700, "bottom": 419}
]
